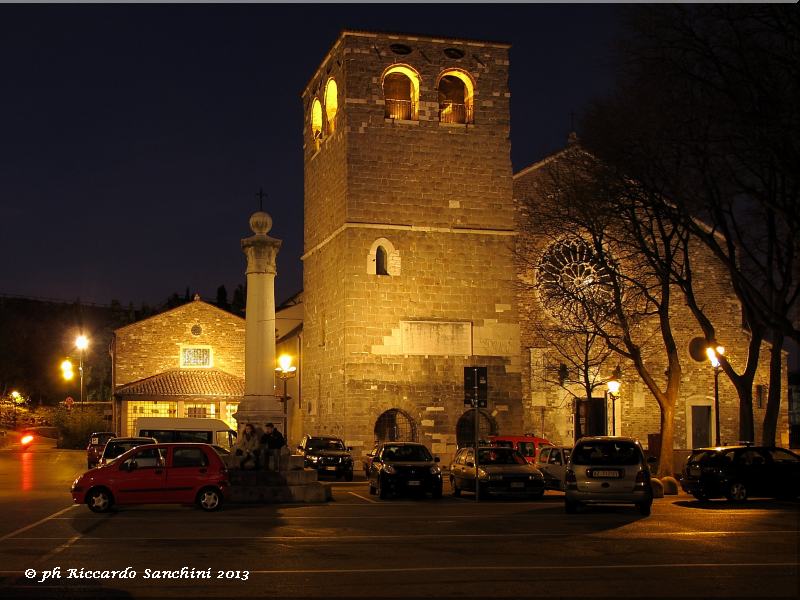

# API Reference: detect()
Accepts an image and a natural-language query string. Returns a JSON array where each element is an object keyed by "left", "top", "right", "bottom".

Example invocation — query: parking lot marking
[
  {"left": 346, "top": 491, "right": 378, "bottom": 503},
  {"left": 246, "top": 561, "right": 798, "bottom": 575},
  {"left": 36, "top": 533, "right": 81, "bottom": 565},
  {"left": 0, "top": 505, "right": 77, "bottom": 542},
  {"left": 10, "top": 529, "right": 798, "bottom": 542}
]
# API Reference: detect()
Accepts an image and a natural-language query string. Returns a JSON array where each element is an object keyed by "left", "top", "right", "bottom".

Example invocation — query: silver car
[
  {"left": 536, "top": 445, "right": 572, "bottom": 491},
  {"left": 564, "top": 436, "right": 655, "bottom": 515}
]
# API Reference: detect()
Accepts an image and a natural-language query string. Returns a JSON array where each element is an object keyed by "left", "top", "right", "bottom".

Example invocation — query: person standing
[{"left": 261, "top": 422, "right": 286, "bottom": 471}]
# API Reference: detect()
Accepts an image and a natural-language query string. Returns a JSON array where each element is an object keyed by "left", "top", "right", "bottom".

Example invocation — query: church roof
[{"left": 115, "top": 368, "right": 244, "bottom": 398}]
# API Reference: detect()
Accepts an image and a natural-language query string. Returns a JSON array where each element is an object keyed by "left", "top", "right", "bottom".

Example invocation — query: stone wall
[
  {"left": 113, "top": 299, "right": 245, "bottom": 387},
  {"left": 513, "top": 152, "right": 789, "bottom": 448}
]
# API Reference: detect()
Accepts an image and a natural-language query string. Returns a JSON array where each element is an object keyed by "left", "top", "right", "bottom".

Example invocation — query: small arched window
[
  {"left": 310, "top": 98, "right": 323, "bottom": 147},
  {"left": 324, "top": 78, "right": 338, "bottom": 133},
  {"left": 438, "top": 70, "right": 474, "bottom": 124},
  {"left": 382, "top": 65, "right": 420, "bottom": 121},
  {"left": 367, "top": 238, "right": 400, "bottom": 277},
  {"left": 376, "top": 246, "right": 388, "bottom": 275}
]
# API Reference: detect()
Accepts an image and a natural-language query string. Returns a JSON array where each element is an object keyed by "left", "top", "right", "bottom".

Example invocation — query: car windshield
[
  {"left": 571, "top": 441, "right": 641, "bottom": 466},
  {"left": 307, "top": 439, "right": 345, "bottom": 451},
  {"left": 382, "top": 444, "right": 432, "bottom": 462},
  {"left": 478, "top": 448, "right": 527, "bottom": 465},
  {"left": 687, "top": 450, "right": 723, "bottom": 464},
  {"left": 105, "top": 442, "right": 147, "bottom": 459}
]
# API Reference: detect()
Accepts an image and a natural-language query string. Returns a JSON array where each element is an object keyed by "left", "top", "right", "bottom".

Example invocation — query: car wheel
[
  {"left": 451, "top": 477, "right": 461, "bottom": 497},
  {"left": 197, "top": 487, "right": 223, "bottom": 511},
  {"left": 725, "top": 481, "right": 748, "bottom": 502},
  {"left": 368, "top": 482, "right": 376, "bottom": 495},
  {"left": 637, "top": 501, "right": 652, "bottom": 516},
  {"left": 432, "top": 485, "right": 443, "bottom": 499},
  {"left": 345, "top": 470, "right": 354, "bottom": 482},
  {"left": 87, "top": 487, "right": 113, "bottom": 513},
  {"left": 565, "top": 499, "right": 580, "bottom": 514},
  {"left": 529, "top": 490, "right": 545, "bottom": 501},
  {"left": 692, "top": 491, "right": 709, "bottom": 502},
  {"left": 377, "top": 476, "right": 390, "bottom": 500}
]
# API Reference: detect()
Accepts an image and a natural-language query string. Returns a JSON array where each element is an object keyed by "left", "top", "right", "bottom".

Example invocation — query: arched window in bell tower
[
  {"left": 324, "top": 78, "right": 338, "bottom": 133},
  {"left": 375, "top": 246, "right": 388, "bottom": 275},
  {"left": 382, "top": 65, "right": 420, "bottom": 121},
  {"left": 438, "top": 70, "right": 474, "bottom": 124},
  {"left": 310, "top": 98, "right": 323, "bottom": 148},
  {"left": 367, "top": 238, "right": 400, "bottom": 277}
]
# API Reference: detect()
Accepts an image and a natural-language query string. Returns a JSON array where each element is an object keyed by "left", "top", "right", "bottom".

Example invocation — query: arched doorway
[
  {"left": 456, "top": 409, "right": 498, "bottom": 448},
  {"left": 374, "top": 408, "right": 418, "bottom": 443}
]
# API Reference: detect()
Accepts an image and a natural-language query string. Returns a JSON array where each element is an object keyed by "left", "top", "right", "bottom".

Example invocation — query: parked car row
[{"left": 74, "top": 430, "right": 799, "bottom": 514}]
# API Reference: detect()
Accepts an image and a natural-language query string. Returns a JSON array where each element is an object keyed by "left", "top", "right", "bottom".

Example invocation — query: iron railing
[
  {"left": 385, "top": 98, "right": 416, "bottom": 120},
  {"left": 439, "top": 101, "right": 472, "bottom": 124}
]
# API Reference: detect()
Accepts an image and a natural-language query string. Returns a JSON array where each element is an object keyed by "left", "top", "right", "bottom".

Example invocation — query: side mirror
[{"left": 434, "top": 456, "right": 440, "bottom": 463}]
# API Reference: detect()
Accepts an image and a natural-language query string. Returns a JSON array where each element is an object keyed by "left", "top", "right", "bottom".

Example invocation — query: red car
[
  {"left": 489, "top": 434, "right": 554, "bottom": 464},
  {"left": 71, "top": 443, "right": 229, "bottom": 513}
]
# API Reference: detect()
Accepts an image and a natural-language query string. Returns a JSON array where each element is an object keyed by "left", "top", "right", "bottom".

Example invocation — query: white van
[{"left": 135, "top": 417, "right": 237, "bottom": 451}]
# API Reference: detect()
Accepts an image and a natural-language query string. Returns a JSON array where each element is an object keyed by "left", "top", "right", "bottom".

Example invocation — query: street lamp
[
  {"left": 275, "top": 354, "right": 297, "bottom": 406},
  {"left": 706, "top": 345, "right": 724, "bottom": 445},
  {"left": 606, "top": 366, "right": 622, "bottom": 436},
  {"left": 75, "top": 334, "right": 89, "bottom": 403},
  {"left": 10, "top": 390, "right": 21, "bottom": 428}
]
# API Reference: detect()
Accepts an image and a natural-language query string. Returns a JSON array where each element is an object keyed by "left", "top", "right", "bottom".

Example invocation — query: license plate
[
  {"left": 407, "top": 480, "right": 421, "bottom": 486},
  {"left": 325, "top": 466, "right": 337, "bottom": 471},
  {"left": 510, "top": 482, "right": 525, "bottom": 488},
  {"left": 592, "top": 470, "right": 620, "bottom": 478}
]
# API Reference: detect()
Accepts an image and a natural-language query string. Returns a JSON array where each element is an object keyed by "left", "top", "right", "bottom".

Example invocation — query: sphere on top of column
[{"left": 249, "top": 211, "right": 272, "bottom": 235}]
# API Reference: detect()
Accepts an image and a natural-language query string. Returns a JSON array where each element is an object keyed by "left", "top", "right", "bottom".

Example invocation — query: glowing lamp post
[
  {"left": 10, "top": 390, "right": 21, "bottom": 428},
  {"left": 606, "top": 366, "right": 622, "bottom": 436},
  {"left": 706, "top": 345, "right": 724, "bottom": 446},
  {"left": 75, "top": 335, "right": 89, "bottom": 403},
  {"left": 275, "top": 354, "right": 297, "bottom": 406}
]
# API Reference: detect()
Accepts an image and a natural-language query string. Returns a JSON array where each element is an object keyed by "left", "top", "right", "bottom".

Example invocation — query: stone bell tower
[
  {"left": 300, "top": 30, "right": 522, "bottom": 464},
  {"left": 235, "top": 210, "right": 285, "bottom": 433}
]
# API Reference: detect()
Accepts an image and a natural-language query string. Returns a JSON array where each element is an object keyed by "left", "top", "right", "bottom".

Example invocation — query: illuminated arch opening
[
  {"left": 438, "top": 70, "right": 474, "bottom": 124},
  {"left": 324, "top": 78, "right": 338, "bottom": 133},
  {"left": 382, "top": 64, "right": 420, "bottom": 120},
  {"left": 310, "top": 98, "right": 323, "bottom": 147}
]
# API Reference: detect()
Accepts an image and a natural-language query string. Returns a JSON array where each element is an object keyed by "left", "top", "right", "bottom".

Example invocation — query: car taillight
[
  {"left": 21, "top": 434, "right": 34, "bottom": 446},
  {"left": 565, "top": 469, "right": 577, "bottom": 490},
  {"left": 635, "top": 469, "right": 650, "bottom": 488}
]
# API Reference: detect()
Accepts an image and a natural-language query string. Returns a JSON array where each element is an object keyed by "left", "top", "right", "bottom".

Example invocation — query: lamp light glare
[
  {"left": 76, "top": 335, "right": 89, "bottom": 350},
  {"left": 607, "top": 380, "right": 621, "bottom": 395}
]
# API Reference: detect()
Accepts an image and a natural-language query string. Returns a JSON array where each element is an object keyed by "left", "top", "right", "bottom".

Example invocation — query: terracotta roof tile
[{"left": 116, "top": 369, "right": 243, "bottom": 398}]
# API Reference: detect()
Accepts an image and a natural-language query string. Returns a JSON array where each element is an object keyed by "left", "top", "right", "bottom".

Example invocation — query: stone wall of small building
[{"left": 113, "top": 300, "right": 245, "bottom": 386}]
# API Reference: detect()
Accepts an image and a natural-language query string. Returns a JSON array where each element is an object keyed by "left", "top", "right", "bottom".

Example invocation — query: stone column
[{"left": 235, "top": 211, "right": 285, "bottom": 433}]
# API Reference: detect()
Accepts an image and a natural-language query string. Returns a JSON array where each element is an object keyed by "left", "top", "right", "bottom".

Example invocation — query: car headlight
[
  {"left": 430, "top": 465, "right": 441, "bottom": 475},
  {"left": 308, "top": 455, "right": 320, "bottom": 463},
  {"left": 383, "top": 464, "right": 396, "bottom": 475},
  {"left": 528, "top": 473, "right": 541, "bottom": 481}
]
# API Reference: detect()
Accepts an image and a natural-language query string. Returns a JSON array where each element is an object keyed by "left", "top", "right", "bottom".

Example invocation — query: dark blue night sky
[{"left": 0, "top": 4, "right": 620, "bottom": 306}]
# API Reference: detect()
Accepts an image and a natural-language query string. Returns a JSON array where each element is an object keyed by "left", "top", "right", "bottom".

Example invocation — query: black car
[
  {"left": 297, "top": 435, "right": 354, "bottom": 481},
  {"left": 680, "top": 445, "right": 800, "bottom": 502},
  {"left": 368, "top": 442, "right": 443, "bottom": 499}
]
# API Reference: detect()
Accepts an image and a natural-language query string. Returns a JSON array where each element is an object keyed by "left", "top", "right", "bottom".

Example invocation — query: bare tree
[
  {"left": 583, "top": 4, "right": 799, "bottom": 443},
  {"left": 518, "top": 147, "right": 687, "bottom": 475}
]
